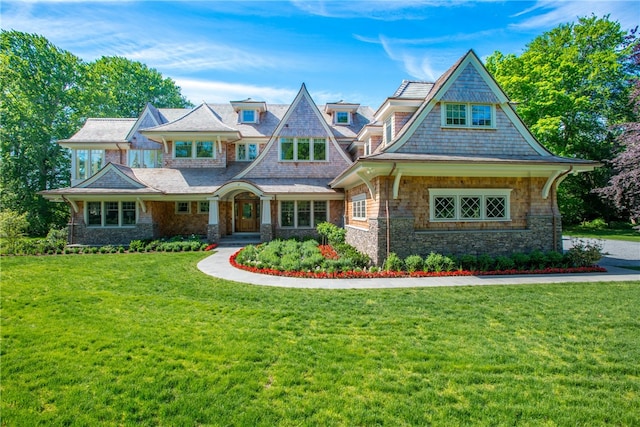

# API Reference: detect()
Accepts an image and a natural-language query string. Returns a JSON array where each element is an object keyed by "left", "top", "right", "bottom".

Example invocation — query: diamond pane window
[
  {"left": 434, "top": 196, "right": 456, "bottom": 219},
  {"left": 486, "top": 196, "right": 506, "bottom": 219},
  {"left": 248, "top": 144, "right": 257, "bottom": 160},
  {"left": 237, "top": 144, "right": 246, "bottom": 160},
  {"left": 460, "top": 196, "right": 481, "bottom": 219}
]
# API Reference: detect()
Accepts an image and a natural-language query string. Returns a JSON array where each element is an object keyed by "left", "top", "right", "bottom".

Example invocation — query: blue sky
[{"left": 1, "top": 1, "right": 638, "bottom": 109}]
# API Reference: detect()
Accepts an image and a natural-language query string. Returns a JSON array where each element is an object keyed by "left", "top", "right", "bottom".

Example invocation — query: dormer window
[
  {"left": 335, "top": 111, "right": 350, "bottom": 125},
  {"left": 241, "top": 109, "right": 257, "bottom": 123}
]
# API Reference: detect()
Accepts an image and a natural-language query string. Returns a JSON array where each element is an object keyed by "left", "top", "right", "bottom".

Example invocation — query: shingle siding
[{"left": 440, "top": 63, "right": 500, "bottom": 104}]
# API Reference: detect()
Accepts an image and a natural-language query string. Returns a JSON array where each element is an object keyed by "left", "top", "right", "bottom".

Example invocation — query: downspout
[
  {"left": 550, "top": 166, "right": 573, "bottom": 251},
  {"left": 386, "top": 163, "right": 397, "bottom": 259}
]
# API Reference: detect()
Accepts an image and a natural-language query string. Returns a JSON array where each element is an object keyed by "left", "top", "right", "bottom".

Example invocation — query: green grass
[
  {"left": 564, "top": 225, "right": 640, "bottom": 242},
  {"left": 2, "top": 253, "right": 639, "bottom": 426}
]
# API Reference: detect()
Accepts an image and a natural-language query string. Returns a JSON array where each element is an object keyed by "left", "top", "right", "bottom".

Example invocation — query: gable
[
  {"left": 128, "top": 106, "right": 164, "bottom": 150},
  {"left": 440, "top": 63, "right": 499, "bottom": 104},
  {"left": 385, "top": 50, "right": 549, "bottom": 157},
  {"left": 78, "top": 163, "right": 147, "bottom": 189},
  {"left": 236, "top": 84, "right": 352, "bottom": 180}
]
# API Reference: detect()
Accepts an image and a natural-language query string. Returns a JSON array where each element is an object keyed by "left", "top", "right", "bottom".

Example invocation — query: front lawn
[
  {"left": 2, "top": 253, "right": 639, "bottom": 425},
  {"left": 564, "top": 220, "right": 640, "bottom": 242}
]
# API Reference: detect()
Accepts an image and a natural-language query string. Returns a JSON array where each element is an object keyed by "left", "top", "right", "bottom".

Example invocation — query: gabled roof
[
  {"left": 58, "top": 118, "right": 135, "bottom": 149},
  {"left": 143, "top": 103, "right": 240, "bottom": 134}
]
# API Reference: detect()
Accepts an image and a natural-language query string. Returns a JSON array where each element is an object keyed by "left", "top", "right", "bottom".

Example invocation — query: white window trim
[
  {"left": 384, "top": 116, "right": 393, "bottom": 144},
  {"left": 278, "top": 137, "right": 328, "bottom": 162},
  {"left": 175, "top": 201, "right": 191, "bottom": 214},
  {"left": 198, "top": 201, "right": 209, "bottom": 214},
  {"left": 279, "top": 200, "right": 328, "bottom": 228},
  {"left": 429, "top": 189, "right": 511, "bottom": 222},
  {"left": 173, "top": 141, "right": 216, "bottom": 159},
  {"left": 240, "top": 109, "right": 258, "bottom": 124},
  {"left": 128, "top": 149, "right": 163, "bottom": 168},
  {"left": 441, "top": 103, "right": 496, "bottom": 129},
  {"left": 85, "top": 201, "right": 137, "bottom": 228},
  {"left": 334, "top": 111, "right": 351, "bottom": 125},
  {"left": 236, "top": 142, "right": 259, "bottom": 162},
  {"left": 352, "top": 194, "right": 367, "bottom": 220},
  {"left": 73, "top": 149, "right": 104, "bottom": 181},
  {"left": 364, "top": 138, "right": 372, "bottom": 156}
]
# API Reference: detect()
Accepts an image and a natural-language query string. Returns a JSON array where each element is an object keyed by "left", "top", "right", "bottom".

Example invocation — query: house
[{"left": 41, "top": 50, "right": 599, "bottom": 264}]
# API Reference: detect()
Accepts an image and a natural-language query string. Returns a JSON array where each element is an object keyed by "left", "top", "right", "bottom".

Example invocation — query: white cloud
[
  {"left": 175, "top": 78, "right": 299, "bottom": 104},
  {"left": 510, "top": 0, "right": 639, "bottom": 31}
]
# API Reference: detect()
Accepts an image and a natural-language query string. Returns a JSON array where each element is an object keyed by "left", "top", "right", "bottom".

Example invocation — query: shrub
[
  {"left": 280, "top": 254, "right": 301, "bottom": 272},
  {"left": 458, "top": 254, "right": 477, "bottom": 271},
  {"left": 580, "top": 218, "right": 608, "bottom": 230},
  {"left": 529, "top": 250, "right": 547, "bottom": 270},
  {"left": 564, "top": 238, "right": 603, "bottom": 267},
  {"left": 477, "top": 254, "right": 495, "bottom": 272},
  {"left": 0, "top": 210, "right": 30, "bottom": 254},
  {"left": 316, "top": 222, "right": 345, "bottom": 246},
  {"left": 494, "top": 256, "right": 515, "bottom": 271},
  {"left": 424, "top": 252, "right": 455, "bottom": 273},
  {"left": 545, "top": 251, "right": 565, "bottom": 268},
  {"left": 404, "top": 255, "right": 424, "bottom": 273},
  {"left": 300, "top": 253, "right": 325, "bottom": 271},
  {"left": 512, "top": 253, "right": 530, "bottom": 270},
  {"left": 335, "top": 243, "right": 370, "bottom": 268},
  {"left": 383, "top": 252, "right": 404, "bottom": 272}
]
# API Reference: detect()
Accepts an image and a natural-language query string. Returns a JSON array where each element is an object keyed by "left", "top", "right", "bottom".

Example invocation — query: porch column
[
  {"left": 260, "top": 196, "right": 273, "bottom": 242},
  {"left": 207, "top": 196, "right": 220, "bottom": 242},
  {"left": 208, "top": 197, "right": 219, "bottom": 225}
]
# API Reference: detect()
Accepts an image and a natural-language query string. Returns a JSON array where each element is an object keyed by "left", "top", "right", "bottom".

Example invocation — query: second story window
[
  {"left": 74, "top": 149, "right": 103, "bottom": 181},
  {"left": 128, "top": 150, "right": 162, "bottom": 168},
  {"left": 280, "top": 137, "right": 326, "bottom": 161},
  {"left": 384, "top": 116, "right": 393, "bottom": 144},
  {"left": 241, "top": 110, "right": 257, "bottom": 123},
  {"left": 335, "top": 111, "right": 350, "bottom": 125},
  {"left": 443, "top": 103, "right": 494, "bottom": 128},
  {"left": 174, "top": 141, "right": 215, "bottom": 159},
  {"left": 237, "top": 143, "right": 258, "bottom": 161}
]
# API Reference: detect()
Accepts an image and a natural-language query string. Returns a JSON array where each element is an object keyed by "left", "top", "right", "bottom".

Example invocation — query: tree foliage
[
  {"left": 486, "top": 16, "right": 639, "bottom": 223},
  {"left": 597, "top": 34, "right": 640, "bottom": 222},
  {"left": 0, "top": 30, "right": 193, "bottom": 235}
]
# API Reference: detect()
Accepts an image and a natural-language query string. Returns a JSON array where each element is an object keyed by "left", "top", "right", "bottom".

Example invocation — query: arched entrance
[{"left": 234, "top": 192, "right": 260, "bottom": 233}]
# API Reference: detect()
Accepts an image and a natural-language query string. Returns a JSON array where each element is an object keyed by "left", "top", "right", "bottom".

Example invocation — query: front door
[{"left": 235, "top": 199, "right": 260, "bottom": 232}]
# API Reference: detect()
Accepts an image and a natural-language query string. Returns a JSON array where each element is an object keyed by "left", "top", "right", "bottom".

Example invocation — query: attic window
[
  {"left": 443, "top": 103, "right": 494, "bottom": 128},
  {"left": 241, "top": 110, "right": 257, "bottom": 123},
  {"left": 335, "top": 111, "right": 350, "bottom": 125}
]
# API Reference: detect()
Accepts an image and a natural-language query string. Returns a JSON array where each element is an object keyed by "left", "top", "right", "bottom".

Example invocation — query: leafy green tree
[
  {"left": 1, "top": 31, "right": 193, "bottom": 235},
  {"left": 0, "top": 209, "right": 29, "bottom": 254},
  {"left": 83, "top": 56, "right": 192, "bottom": 118},
  {"left": 1, "top": 30, "right": 83, "bottom": 234},
  {"left": 486, "top": 16, "right": 639, "bottom": 223}
]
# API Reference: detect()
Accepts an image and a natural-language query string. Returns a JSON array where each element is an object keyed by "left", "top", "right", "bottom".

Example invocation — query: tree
[
  {"left": 1, "top": 31, "right": 84, "bottom": 234},
  {"left": 486, "top": 16, "right": 639, "bottom": 223},
  {"left": 1, "top": 31, "right": 193, "bottom": 235},
  {"left": 83, "top": 56, "right": 192, "bottom": 118},
  {"left": 597, "top": 34, "right": 640, "bottom": 222},
  {"left": 0, "top": 210, "right": 29, "bottom": 254}
]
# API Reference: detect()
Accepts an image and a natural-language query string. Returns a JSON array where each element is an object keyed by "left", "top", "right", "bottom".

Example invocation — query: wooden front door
[{"left": 235, "top": 199, "right": 260, "bottom": 232}]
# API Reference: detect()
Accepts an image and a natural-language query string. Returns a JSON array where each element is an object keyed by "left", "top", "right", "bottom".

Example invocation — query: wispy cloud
[
  {"left": 175, "top": 79, "right": 299, "bottom": 104},
  {"left": 509, "top": 0, "right": 639, "bottom": 31}
]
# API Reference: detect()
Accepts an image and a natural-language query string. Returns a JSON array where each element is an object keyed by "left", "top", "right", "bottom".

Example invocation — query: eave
[{"left": 58, "top": 141, "right": 131, "bottom": 150}]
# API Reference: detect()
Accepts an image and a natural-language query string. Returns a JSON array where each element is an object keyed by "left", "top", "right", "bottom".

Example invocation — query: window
[
  {"left": 198, "top": 201, "right": 210, "bottom": 214},
  {"left": 241, "top": 110, "right": 257, "bottom": 123},
  {"left": 279, "top": 138, "right": 327, "bottom": 161},
  {"left": 279, "top": 201, "right": 328, "bottom": 228},
  {"left": 443, "top": 103, "right": 494, "bottom": 128},
  {"left": 430, "top": 189, "right": 510, "bottom": 221},
  {"left": 364, "top": 139, "right": 371, "bottom": 156},
  {"left": 335, "top": 111, "right": 350, "bottom": 124},
  {"left": 128, "top": 150, "right": 162, "bottom": 168},
  {"left": 352, "top": 195, "right": 367, "bottom": 220},
  {"left": 176, "top": 201, "right": 190, "bottom": 214},
  {"left": 236, "top": 143, "right": 258, "bottom": 161},
  {"left": 74, "top": 149, "right": 104, "bottom": 180},
  {"left": 384, "top": 116, "right": 393, "bottom": 144},
  {"left": 85, "top": 201, "right": 137, "bottom": 227},
  {"left": 174, "top": 141, "right": 215, "bottom": 159}
]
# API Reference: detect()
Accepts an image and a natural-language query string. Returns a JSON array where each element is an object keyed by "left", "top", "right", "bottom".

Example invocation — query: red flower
[{"left": 205, "top": 243, "right": 218, "bottom": 251}]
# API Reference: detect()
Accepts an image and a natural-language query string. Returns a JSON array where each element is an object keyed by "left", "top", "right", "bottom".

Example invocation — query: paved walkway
[{"left": 197, "top": 238, "right": 639, "bottom": 289}]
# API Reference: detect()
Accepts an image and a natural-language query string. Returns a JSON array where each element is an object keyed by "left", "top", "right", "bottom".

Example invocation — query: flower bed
[{"left": 229, "top": 240, "right": 607, "bottom": 279}]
